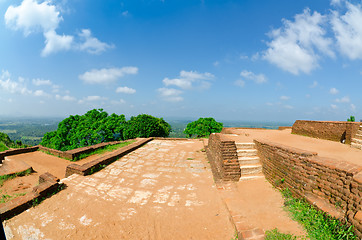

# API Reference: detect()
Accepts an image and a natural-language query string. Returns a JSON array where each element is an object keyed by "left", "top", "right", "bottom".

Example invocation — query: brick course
[
  {"left": 292, "top": 120, "right": 360, "bottom": 144},
  {"left": 254, "top": 139, "right": 362, "bottom": 238},
  {"left": 207, "top": 133, "right": 241, "bottom": 181}
]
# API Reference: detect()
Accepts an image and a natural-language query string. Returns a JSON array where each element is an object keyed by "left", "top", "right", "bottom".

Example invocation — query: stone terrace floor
[
  {"left": 225, "top": 128, "right": 362, "bottom": 166},
  {"left": 3, "top": 140, "right": 236, "bottom": 240}
]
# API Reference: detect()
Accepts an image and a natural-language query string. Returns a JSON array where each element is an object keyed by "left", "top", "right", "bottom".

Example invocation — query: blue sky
[{"left": 0, "top": 0, "right": 361, "bottom": 122}]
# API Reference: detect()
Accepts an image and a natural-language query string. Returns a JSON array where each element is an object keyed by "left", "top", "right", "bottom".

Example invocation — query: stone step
[
  {"left": 352, "top": 138, "right": 362, "bottom": 145},
  {"left": 351, "top": 142, "right": 362, "bottom": 150},
  {"left": 236, "top": 142, "right": 255, "bottom": 149},
  {"left": 240, "top": 164, "right": 262, "bottom": 175},
  {"left": 239, "top": 173, "right": 265, "bottom": 181},
  {"left": 237, "top": 149, "right": 257, "bottom": 157},
  {"left": 238, "top": 156, "right": 260, "bottom": 165}
]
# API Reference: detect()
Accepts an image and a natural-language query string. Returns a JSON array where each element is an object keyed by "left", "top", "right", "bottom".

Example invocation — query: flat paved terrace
[
  {"left": 225, "top": 128, "right": 362, "bottom": 166},
  {"left": 4, "top": 140, "right": 236, "bottom": 239}
]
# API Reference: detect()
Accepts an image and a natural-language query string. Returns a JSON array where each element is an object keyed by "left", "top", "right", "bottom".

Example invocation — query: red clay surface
[{"left": 225, "top": 128, "right": 362, "bottom": 166}]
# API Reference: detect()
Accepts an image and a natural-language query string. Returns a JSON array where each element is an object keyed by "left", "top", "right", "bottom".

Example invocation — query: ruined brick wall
[
  {"left": 254, "top": 139, "right": 362, "bottom": 238},
  {"left": 207, "top": 133, "right": 240, "bottom": 181},
  {"left": 292, "top": 120, "right": 360, "bottom": 144},
  {"left": 0, "top": 146, "right": 39, "bottom": 161}
]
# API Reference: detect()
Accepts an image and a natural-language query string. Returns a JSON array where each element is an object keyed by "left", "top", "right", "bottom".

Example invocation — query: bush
[
  {"left": 123, "top": 114, "right": 171, "bottom": 139},
  {"left": 184, "top": 117, "right": 223, "bottom": 138},
  {"left": 347, "top": 116, "right": 355, "bottom": 122}
]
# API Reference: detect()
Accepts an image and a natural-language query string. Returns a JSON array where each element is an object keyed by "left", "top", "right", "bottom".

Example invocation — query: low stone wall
[
  {"left": 292, "top": 120, "right": 360, "bottom": 144},
  {"left": 0, "top": 172, "right": 61, "bottom": 220},
  {"left": 254, "top": 139, "right": 362, "bottom": 238},
  {"left": 65, "top": 138, "right": 153, "bottom": 177},
  {"left": 39, "top": 141, "right": 123, "bottom": 160},
  {"left": 206, "top": 133, "right": 240, "bottom": 181},
  {"left": 0, "top": 146, "right": 39, "bottom": 161}
]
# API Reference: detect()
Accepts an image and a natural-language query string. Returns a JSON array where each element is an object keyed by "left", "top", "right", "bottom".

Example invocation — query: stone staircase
[
  {"left": 236, "top": 143, "right": 264, "bottom": 181},
  {"left": 351, "top": 125, "right": 362, "bottom": 150}
]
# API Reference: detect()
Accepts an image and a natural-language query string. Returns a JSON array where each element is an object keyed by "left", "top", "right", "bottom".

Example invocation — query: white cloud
[
  {"left": 116, "top": 86, "right": 136, "bottom": 94},
  {"left": 280, "top": 95, "right": 290, "bottom": 101},
  {"left": 56, "top": 94, "right": 76, "bottom": 101},
  {"left": 78, "top": 29, "right": 113, "bottom": 55},
  {"left": 240, "top": 70, "right": 267, "bottom": 84},
  {"left": 32, "top": 78, "right": 52, "bottom": 86},
  {"left": 329, "top": 87, "right": 339, "bottom": 94},
  {"left": 158, "top": 87, "right": 183, "bottom": 102},
  {"left": 331, "top": 104, "right": 338, "bottom": 109},
  {"left": 42, "top": 30, "right": 73, "bottom": 56},
  {"left": 331, "top": 2, "right": 362, "bottom": 60},
  {"left": 33, "top": 89, "right": 49, "bottom": 97},
  {"left": 284, "top": 105, "right": 294, "bottom": 109},
  {"left": 78, "top": 95, "right": 107, "bottom": 104},
  {"left": 331, "top": 0, "right": 343, "bottom": 6},
  {"left": 234, "top": 79, "right": 245, "bottom": 87},
  {"left": 162, "top": 70, "right": 214, "bottom": 90},
  {"left": 111, "top": 99, "right": 126, "bottom": 104},
  {"left": 263, "top": 8, "right": 333, "bottom": 75},
  {"left": 5, "top": 0, "right": 61, "bottom": 36},
  {"left": 0, "top": 70, "right": 31, "bottom": 95},
  {"left": 5, "top": 0, "right": 112, "bottom": 56},
  {"left": 79, "top": 67, "right": 138, "bottom": 84},
  {"left": 335, "top": 96, "right": 350, "bottom": 103}
]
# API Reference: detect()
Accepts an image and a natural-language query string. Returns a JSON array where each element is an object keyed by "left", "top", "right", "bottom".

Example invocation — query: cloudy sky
[{"left": 0, "top": 0, "right": 362, "bottom": 122}]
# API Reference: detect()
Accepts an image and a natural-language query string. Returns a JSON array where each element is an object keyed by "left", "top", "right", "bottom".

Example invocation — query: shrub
[
  {"left": 184, "top": 117, "right": 223, "bottom": 138},
  {"left": 347, "top": 116, "right": 355, "bottom": 122}
]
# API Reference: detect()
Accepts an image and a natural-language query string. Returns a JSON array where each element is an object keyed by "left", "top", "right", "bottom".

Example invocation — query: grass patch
[
  {"left": 0, "top": 168, "right": 32, "bottom": 186},
  {"left": 265, "top": 228, "right": 305, "bottom": 240},
  {"left": 0, "top": 192, "right": 26, "bottom": 204},
  {"left": 0, "top": 142, "right": 9, "bottom": 152},
  {"left": 73, "top": 140, "right": 135, "bottom": 161},
  {"left": 186, "top": 157, "right": 194, "bottom": 160},
  {"left": 281, "top": 189, "right": 357, "bottom": 240}
]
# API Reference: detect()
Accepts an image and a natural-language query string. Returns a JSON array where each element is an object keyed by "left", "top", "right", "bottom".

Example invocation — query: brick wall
[
  {"left": 0, "top": 146, "right": 39, "bottom": 161},
  {"left": 207, "top": 133, "right": 240, "bottom": 181},
  {"left": 292, "top": 120, "right": 360, "bottom": 144},
  {"left": 254, "top": 139, "right": 362, "bottom": 238}
]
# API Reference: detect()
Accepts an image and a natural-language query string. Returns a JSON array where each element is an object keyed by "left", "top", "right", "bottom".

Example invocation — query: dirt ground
[{"left": 225, "top": 128, "right": 362, "bottom": 166}]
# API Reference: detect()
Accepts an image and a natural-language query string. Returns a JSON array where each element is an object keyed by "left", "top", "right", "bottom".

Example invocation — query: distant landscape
[{"left": 0, "top": 117, "right": 292, "bottom": 146}]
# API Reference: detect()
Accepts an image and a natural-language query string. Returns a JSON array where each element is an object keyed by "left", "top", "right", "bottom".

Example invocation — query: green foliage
[
  {"left": 0, "top": 168, "right": 33, "bottom": 186},
  {"left": 0, "top": 192, "right": 26, "bottom": 204},
  {"left": 347, "top": 116, "right": 355, "bottom": 122},
  {"left": 122, "top": 114, "right": 171, "bottom": 139},
  {"left": 282, "top": 189, "right": 357, "bottom": 240},
  {"left": 184, "top": 117, "right": 223, "bottom": 138},
  {"left": 41, "top": 109, "right": 127, "bottom": 151},
  {"left": 73, "top": 140, "right": 135, "bottom": 161},
  {"left": 0, "top": 142, "right": 8, "bottom": 152},
  {"left": 265, "top": 229, "right": 303, "bottom": 240}
]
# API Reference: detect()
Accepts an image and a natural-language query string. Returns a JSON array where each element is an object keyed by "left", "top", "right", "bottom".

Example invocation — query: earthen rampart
[
  {"left": 206, "top": 133, "right": 240, "bottom": 181},
  {"left": 254, "top": 139, "right": 362, "bottom": 238},
  {"left": 292, "top": 120, "right": 360, "bottom": 144}
]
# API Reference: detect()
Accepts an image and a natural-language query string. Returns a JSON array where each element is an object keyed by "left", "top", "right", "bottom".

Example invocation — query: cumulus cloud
[
  {"left": 78, "top": 95, "right": 107, "bottom": 104},
  {"left": 0, "top": 70, "right": 32, "bottom": 95},
  {"left": 162, "top": 70, "right": 214, "bottom": 90},
  {"left": 33, "top": 89, "right": 50, "bottom": 97},
  {"left": 263, "top": 8, "right": 333, "bottom": 75},
  {"left": 4, "top": 0, "right": 112, "bottom": 56},
  {"left": 55, "top": 94, "right": 76, "bottom": 101},
  {"left": 79, "top": 67, "right": 138, "bottom": 84},
  {"left": 331, "top": 2, "right": 362, "bottom": 60},
  {"left": 116, "top": 86, "right": 136, "bottom": 94},
  {"left": 32, "top": 78, "right": 52, "bottom": 86},
  {"left": 78, "top": 29, "right": 113, "bottom": 55},
  {"left": 158, "top": 87, "right": 183, "bottom": 102},
  {"left": 335, "top": 96, "right": 350, "bottom": 103},
  {"left": 234, "top": 79, "right": 245, "bottom": 87},
  {"left": 329, "top": 87, "right": 339, "bottom": 94},
  {"left": 240, "top": 70, "right": 267, "bottom": 84},
  {"left": 280, "top": 95, "right": 290, "bottom": 101}
]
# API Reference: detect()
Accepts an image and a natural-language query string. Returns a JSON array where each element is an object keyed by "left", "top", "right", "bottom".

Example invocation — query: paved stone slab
[{"left": 4, "top": 140, "right": 235, "bottom": 240}]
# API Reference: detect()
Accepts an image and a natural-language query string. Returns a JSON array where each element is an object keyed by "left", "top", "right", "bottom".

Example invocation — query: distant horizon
[{"left": 1, "top": 1, "right": 361, "bottom": 122}]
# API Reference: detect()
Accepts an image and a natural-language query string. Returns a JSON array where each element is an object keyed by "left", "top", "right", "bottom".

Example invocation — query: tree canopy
[
  {"left": 184, "top": 117, "right": 223, "bottom": 138},
  {"left": 40, "top": 109, "right": 171, "bottom": 151}
]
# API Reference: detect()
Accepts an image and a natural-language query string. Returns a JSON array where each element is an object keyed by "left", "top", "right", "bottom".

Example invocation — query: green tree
[
  {"left": 123, "top": 114, "right": 171, "bottom": 139},
  {"left": 40, "top": 109, "right": 126, "bottom": 151},
  {"left": 184, "top": 117, "right": 223, "bottom": 138}
]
